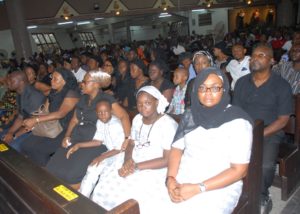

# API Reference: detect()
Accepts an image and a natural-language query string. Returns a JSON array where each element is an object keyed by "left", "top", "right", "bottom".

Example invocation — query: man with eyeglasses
[{"left": 232, "top": 44, "right": 293, "bottom": 214}]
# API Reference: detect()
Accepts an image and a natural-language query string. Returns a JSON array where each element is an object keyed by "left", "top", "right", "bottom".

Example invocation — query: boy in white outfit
[{"left": 78, "top": 100, "right": 125, "bottom": 197}]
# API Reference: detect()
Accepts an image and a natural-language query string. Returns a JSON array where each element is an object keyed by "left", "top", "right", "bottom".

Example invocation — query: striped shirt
[
  {"left": 167, "top": 84, "right": 187, "bottom": 115},
  {"left": 272, "top": 62, "right": 300, "bottom": 94}
]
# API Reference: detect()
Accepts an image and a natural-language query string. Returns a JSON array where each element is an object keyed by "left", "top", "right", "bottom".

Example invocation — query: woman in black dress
[
  {"left": 125, "top": 59, "right": 149, "bottom": 111},
  {"left": 21, "top": 67, "right": 80, "bottom": 166},
  {"left": 147, "top": 59, "right": 174, "bottom": 103},
  {"left": 46, "top": 70, "right": 131, "bottom": 188},
  {"left": 113, "top": 59, "right": 132, "bottom": 104}
]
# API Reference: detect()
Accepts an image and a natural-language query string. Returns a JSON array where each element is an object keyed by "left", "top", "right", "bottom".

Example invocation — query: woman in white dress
[
  {"left": 90, "top": 86, "right": 178, "bottom": 212},
  {"left": 164, "top": 67, "right": 253, "bottom": 214}
]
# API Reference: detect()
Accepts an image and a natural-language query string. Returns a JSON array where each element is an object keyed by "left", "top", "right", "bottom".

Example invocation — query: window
[
  {"left": 31, "top": 33, "right": 60, "bottom": 53},
  {"left": 198, "top": 13, "right": 212, "bottom": 26},
  {"left": 78, "top": 32, "right": 98, "bottom": 47}
]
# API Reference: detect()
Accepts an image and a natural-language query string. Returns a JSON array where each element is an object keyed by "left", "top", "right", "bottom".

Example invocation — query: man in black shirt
[
  {"left": 233, "top": 44, "right": 293, "bottom": 214},
  {"left": 0, "top": 71, "right": 45, "bottom": 152}
]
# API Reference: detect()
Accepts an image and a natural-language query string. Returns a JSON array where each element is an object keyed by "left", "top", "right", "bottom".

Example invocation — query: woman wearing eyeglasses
[
  {"left": 46, "top": 70, "right": 131, "bottom": 189},
  {"left": 89, "top": 86, "right": 178, "bottom": 213},
  {"left": 184, "top": 50, "right": 215, "bottom": 109},
  {"left": 163, "top": 67, "right": 253, "bottom": 213}
]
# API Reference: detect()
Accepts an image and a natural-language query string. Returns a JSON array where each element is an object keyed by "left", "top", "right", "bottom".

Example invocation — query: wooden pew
[
  {"left": 0, "top": 143, "right": 139, "bottom": 214},
  {"left": 273, "top": 94, "right": 300, "bottom": 201},
  {"left": 232, "top": 120, "right": 264, "bottom": 214}
]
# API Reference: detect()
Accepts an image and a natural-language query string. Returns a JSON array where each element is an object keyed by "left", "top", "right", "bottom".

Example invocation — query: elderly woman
[
  {"left": 147, "top": 59, "right": 174, "bottom": 103},
  {"left": 46, "top": 70, "right": 131, "bottom": 188},
  {"left": 21, "top": 67, "right": 80, "bottom": 166},
  {"left": 89, "top": 86, "right": 178, "bottom": 212},
  {"left": 162, "top": 67, "right": 253, "bottom": 213},
  {"left": 184, "top": 50, "right": 214, "bottom": 109}
]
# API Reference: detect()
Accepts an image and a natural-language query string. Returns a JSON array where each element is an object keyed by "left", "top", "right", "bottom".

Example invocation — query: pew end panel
[
  {"left": 274, "top": 93, "right": 300, "bottom": 201},
  {"left": 233, "top": 120, "right": 264, "bottom": 214}
]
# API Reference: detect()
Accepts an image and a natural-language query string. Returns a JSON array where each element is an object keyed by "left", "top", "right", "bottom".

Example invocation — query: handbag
[{"left": 31, "top": 103, "right": 63, "bottom": 138}]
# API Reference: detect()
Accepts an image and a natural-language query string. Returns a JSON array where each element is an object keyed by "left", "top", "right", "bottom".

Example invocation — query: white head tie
[{"left": 137, "top": 86, "right": 169, "bottom": 114}]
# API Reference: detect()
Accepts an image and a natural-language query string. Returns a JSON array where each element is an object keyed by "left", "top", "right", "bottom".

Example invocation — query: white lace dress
[{"left": 90, "top": 114, "right": 178, "bottom": 212}]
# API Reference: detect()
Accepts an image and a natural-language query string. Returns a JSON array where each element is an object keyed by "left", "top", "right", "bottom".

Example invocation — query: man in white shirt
[
  {"left": 226, "top": 44, "right": 250, "bottom": 90},
  {"left": 71, "top": 56, "right": 87, "bottom": 83}
]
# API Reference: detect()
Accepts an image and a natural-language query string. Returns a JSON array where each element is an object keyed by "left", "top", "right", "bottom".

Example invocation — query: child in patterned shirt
[{"left": 167, "top": 67, "right": 188, "bottom": 115}]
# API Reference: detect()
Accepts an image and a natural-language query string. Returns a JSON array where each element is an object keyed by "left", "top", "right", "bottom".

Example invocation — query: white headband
[{"left": 137, "top": 86, "right": 169, "bottom": 114}]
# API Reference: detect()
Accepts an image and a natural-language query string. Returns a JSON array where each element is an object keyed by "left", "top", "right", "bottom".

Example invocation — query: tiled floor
[{"left": 270, "top": 185, "right": 300, "bottom": 214}]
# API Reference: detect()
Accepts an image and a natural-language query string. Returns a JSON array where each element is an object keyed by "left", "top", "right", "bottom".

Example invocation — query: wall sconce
[
  {"left": 60, "top": 6, "right": 73, "bottom": 20},
  {"left": 114, "top": 1, "right": 121, "bottom": 15},
  {"left": 161, "top": 0, "right": 168, "bottom": 11},
  {"left": 246, "top": 0, "right": 252, "bottom": 5},
  {"left": 204, "top": 0, "right": 213, "bottom": 8}
]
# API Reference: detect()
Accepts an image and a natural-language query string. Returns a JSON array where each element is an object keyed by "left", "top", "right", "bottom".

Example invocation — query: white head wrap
[{"left": 137, "top": 86, "right": 169, "bottom": 114}]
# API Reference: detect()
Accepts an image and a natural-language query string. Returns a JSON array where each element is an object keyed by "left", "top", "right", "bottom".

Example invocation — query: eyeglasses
[
  {"left": 251, "top": 53, "right": 271, "bottom": 59},
  {"left": 198, "top": 85, "right": 223, "bottom": 93},
  {"left": 135, "top": 141, "right": 150, "bottom": 149},
  {"left": 134, "top": 123, "right": 154, "bottom": 149},
  {"left": 104, "top": 64, "right": 113, "bottom": 67}
]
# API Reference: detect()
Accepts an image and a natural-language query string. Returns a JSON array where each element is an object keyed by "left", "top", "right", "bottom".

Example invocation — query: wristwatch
[{"left": 198, "top": 182, "right": 206, "bottom": 193}]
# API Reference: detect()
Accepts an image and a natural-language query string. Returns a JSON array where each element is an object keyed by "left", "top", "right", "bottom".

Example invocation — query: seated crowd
[{"left": 0, "top": 27, "right": 299, "bottom": 214}]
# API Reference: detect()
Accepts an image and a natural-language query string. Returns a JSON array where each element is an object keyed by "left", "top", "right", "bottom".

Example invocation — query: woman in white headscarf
[{"left": 86, "top": 86, "right": 178, "bottom": 212}]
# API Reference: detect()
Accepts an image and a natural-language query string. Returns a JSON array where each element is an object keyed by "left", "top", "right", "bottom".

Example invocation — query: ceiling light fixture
[
  {"left": 159, "top": 13, "right": 171, "bottom": 18},
  {"left": 27, "top": 25, "right": 37, "bottom": 29},
  {"left": 77, "top": 21, "right": 91, "bottom": 25},
  {"left": 192, "top": 9, "right": 207, "bottom": 13},
  {"left": 58, "top": 21, "right": 74, "bottom": 25}
]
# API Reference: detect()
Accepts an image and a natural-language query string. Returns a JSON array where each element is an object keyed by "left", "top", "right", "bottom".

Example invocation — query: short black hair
[{"left": 96, "top": 99, "right": 112, "bottom": 109}]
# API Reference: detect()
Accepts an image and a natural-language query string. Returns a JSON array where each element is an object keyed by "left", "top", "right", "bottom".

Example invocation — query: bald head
[
  {"left": 10, "top": 71, "right": 29, "bottom": 83},
  {"left": 7, "top": 71, "right": 29, "bottom": 93},
  {"left": 253, "top": 44, "right": 274, "bottom": 58}
]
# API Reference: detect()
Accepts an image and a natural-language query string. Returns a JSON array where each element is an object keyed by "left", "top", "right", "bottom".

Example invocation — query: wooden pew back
[{"left": 0, "top": 143, "right": 139, "bottom": 214}]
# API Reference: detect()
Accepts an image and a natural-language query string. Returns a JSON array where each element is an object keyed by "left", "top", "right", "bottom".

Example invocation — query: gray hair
[
  {"left": 88, "top": 70, "right": 111, "bottom": 88},
  {"left": 192, "top": 50, "right": 214, "bottom": 66}
]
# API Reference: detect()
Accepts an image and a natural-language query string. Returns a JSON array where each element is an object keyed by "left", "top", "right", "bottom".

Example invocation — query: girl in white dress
[
  {"left": 164, "top": 67, "right": 253, "bottom": 214},
  {"left": 90, "top": 86, "right": 178, "bottom": 212}
]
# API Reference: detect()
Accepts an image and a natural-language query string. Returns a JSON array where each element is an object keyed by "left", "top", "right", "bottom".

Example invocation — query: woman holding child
[
  {"left": 46, "top": 70, "right": 131, "bottom": 187},
  {"left": 81, "top": 86, "right": 178, "bottom": 213}
]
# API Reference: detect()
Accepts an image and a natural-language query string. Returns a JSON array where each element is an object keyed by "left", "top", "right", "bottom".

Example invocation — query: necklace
[{"left": 136, "top": 114, "right": 162, "bottom": 149}]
